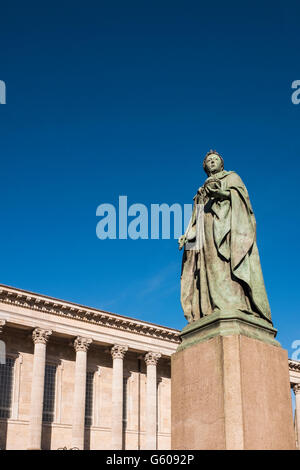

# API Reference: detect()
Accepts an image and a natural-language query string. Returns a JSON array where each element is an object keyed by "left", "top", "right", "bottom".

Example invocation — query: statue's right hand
[
  {"left": 205, "top": 183, "right": 215, "bottom": 196},
  {"left": 178, "top": 235, "right": 186, "bottom": 251}
]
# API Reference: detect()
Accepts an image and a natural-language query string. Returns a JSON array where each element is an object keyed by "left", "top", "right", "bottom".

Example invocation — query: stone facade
[
  {"left": 289, "top": 359, "right": 300, "bottom": 449},
  {"left": 0, "top": 285, "right": 178, "bottom": 450},
  {"left": 0, "top": 284, "right": 298, "bottom": 450}
]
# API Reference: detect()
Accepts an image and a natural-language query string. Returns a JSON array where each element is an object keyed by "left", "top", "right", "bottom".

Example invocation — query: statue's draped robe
[{"left": 181, "top": 170, "right": 272, "bottom": 323}]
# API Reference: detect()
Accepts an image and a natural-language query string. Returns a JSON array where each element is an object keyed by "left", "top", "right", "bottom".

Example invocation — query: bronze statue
[{"left": 179, "top": 150, "right": 272, "bottom": 324}]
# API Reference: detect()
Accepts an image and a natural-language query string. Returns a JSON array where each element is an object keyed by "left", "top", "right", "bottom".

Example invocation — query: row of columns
[{"left": 27, "top": 328, "right": 161, "bottom": 450}]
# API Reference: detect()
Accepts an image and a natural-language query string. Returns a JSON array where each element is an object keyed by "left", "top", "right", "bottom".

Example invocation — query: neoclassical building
[{"left": 0, "top": 283, "right": 299, "bottom": 450}]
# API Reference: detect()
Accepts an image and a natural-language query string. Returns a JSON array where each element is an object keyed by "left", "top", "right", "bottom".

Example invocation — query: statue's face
[{"left": 204, "top": 154, "right": 222, "bottom": 174}]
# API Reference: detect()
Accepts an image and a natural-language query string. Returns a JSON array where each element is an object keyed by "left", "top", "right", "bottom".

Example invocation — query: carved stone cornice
[
  {"left": 111, "top": 345, "right": 128, "bottom": 360},
  {"left": 32, "top": 328, "right": 52, "bottom": 345},
  {"left": 0, "top": 285, "right": 180, "bottom": 344},
  {"left": 293, "top": 384, "right": 300, "bottom": 395},
  {"left": 0, "top": 319, "right": 6, "bottom": 334},
  {"left": 144, "top": 351, "right": 161, "bottom": 366},
  {"left": 74, "top": 336, "right": 92, "bottom": 352},
  {"left": 289, "top": 359, "right": 300, "bottom": 372}
]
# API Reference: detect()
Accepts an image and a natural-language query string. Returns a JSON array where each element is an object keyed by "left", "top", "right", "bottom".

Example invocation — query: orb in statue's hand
[{"left": 204, "top": 178, "right": 221, "bottom": 193}]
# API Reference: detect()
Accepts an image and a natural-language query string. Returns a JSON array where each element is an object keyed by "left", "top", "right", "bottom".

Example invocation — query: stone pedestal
[{"left": 171, "top": 311, "right": 296, "bottom": 450}]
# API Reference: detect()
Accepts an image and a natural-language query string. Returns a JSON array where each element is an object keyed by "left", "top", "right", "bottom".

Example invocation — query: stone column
[
  {"left": 0, "top": 320, "right": 6, "bottom": 365},
  {"left": 111, "top": 344, "right": 128, "bottom": 450},
  {"left": 71, "top": 336, "right": 92, "bottom": 450},
  {"left": 145, "top": 352, "right": 161, "bottom": 450},
  {"left": 293, "top": 384, "right": 300, "bottom": 449},
  {"left": 28, "top": 328, "right": 52, "bottom": 450},
  {"left": 0, "top": 319, "right": 6, "bottom": 334}
]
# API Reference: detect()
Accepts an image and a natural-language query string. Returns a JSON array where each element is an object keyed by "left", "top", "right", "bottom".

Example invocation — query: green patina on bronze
[
  {"left": 177, "top": 310, "right": 280, "bottom": 352},
  {"left": 178, "top": 150, "right": 275, "bottom": 349},
  {"left": 179, "top": 150, "right": 272, "bottom": 326}
]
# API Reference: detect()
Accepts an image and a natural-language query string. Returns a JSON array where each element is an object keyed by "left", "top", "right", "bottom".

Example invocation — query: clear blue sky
[{"left": 0, "top": 0, "right": 299, "bottom": 356}]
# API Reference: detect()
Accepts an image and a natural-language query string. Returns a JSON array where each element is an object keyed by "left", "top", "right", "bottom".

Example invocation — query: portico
[{"left": 0, "top": 284, "right": 177, "bottom": 450}]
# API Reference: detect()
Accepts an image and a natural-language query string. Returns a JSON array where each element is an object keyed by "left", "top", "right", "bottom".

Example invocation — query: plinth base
[{"left": 171, "top": 313, "right": 296, "bottom": 450}]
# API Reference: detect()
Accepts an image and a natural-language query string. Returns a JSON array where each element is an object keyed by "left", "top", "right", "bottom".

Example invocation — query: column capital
[
  {"left": 293, "top": 384, "right": 300, "bottom": 395},
  {"left": 111, "top": 344, "right": 128, "bottom": 360},
  {"left": 74, "top": 336, "right": 93, "bottom": 352},
  {"left": 144, "top": 351, "right": 161, "bottom": 366},
  {"left": 32, "top": 328, "right": 52, "bottom": 345},
  {"left": 0, "top": 319, "right": 6, "bottom": 334}
]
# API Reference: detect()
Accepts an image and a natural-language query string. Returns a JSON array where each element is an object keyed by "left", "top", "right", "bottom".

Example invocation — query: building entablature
[
  {"left": 0, "top": 284, "right": 180, "bottom": 357},
  {"left": 289, "top": 359, "right": 300, "bottom": 386}
]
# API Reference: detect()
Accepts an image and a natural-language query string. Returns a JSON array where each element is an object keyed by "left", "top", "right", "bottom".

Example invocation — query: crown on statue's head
[{"left": 205, "top": 149, "right": 222, "bottom": 159}]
